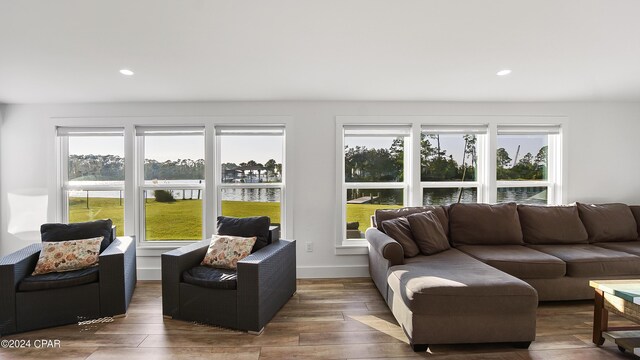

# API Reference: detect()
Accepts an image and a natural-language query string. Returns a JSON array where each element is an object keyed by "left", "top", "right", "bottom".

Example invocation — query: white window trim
[
  {"left": 53, "top": 116, "right": 293, "bottom": 256},
  {"left": 335, "top": 115, "right": 568, "bottom": 253}
]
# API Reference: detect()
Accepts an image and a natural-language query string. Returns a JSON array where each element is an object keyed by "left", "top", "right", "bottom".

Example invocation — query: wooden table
[{"left": 590, "top": 279, "right": 640, "bottom": 355}]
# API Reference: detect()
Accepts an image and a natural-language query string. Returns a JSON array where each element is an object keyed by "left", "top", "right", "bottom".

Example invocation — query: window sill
[
  {"left": 136, "top": 240, "right": 200, "bottom": 257},
  {"left": 335, "top": 240, "right": 369, "bottom": 255}
]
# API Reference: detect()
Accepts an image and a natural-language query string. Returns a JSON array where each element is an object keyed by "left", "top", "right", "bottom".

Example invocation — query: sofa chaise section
[{"left": 386, "top": 248, "right": 537, "bottom": 349}]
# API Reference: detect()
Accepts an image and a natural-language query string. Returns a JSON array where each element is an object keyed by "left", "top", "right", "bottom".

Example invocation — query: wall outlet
[{"left": 305, "top": 241, "right": 313, "bottom": 252}]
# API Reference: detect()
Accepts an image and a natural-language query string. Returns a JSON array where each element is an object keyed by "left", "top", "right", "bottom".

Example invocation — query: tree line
[
  {"left": 68, "top": 155, "right": 282, "bottom": 181},
  {"left": 345, "top": 134, "right": 547, "bottom": 183}
]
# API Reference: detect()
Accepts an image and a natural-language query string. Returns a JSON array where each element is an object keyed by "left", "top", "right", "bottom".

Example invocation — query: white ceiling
[{"left": 1, "top": 0, "right": 640, "bottom": 103}]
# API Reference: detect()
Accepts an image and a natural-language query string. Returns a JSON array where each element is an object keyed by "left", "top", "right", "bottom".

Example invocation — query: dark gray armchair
[
  {"left": 161, "top": 226, "right": 296, "bottom": 333},
  {"left": 0, "top": 226, "right": 136, "bottom": 335}
]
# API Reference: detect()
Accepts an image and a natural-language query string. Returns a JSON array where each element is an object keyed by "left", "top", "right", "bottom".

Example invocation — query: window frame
[
  {"left": 215, "top": 125, "right": 287, "bottom": 233},
  {"left": 135, "top": 125, "right": 207, "bottom": 245},
  {"left": 336, "top": 116, "right": 567, "bottom": 253},
  {"left": 54, "top": 116, "right": 292, "bottom": 255},
  {"left": 57, "top": 126, "right": 126, "bottom": 227}
]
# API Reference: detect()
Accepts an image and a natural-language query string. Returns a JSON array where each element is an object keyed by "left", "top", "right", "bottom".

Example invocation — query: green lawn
[
  {"left": 70, "top": 197, "right": 400, "bottom": 239},
  {"left": 346, "top": 203, "right": 403, "bottom": 232},
  {"left": 69, "top": 197, "right": 281, "bottom": 240}
]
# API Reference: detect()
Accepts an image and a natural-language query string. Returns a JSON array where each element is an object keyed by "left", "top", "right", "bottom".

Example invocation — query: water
[{"left": 68, "top": 180, "right": 281, "bottom": 202}]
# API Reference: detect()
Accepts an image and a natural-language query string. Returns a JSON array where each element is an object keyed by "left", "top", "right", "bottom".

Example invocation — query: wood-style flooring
[{"left": 0, "top": 278, "right": 638, "bottom": 359}]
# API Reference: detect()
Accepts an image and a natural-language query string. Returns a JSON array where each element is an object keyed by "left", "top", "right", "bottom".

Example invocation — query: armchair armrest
[
  {"left": 99, "top": 236, "right": 136, "bottom": 317},
  {"left": 365, "top": 228, "right": 403, "bottom": 266},
  {"left": 161, "top": 239, "right": 209, "bottom": 317},
  {"left": 237, "top": 239, "right": 296, "bottom": 332},
  {"left": 0, "top": 243, "right": 42, "bottom": 335}
]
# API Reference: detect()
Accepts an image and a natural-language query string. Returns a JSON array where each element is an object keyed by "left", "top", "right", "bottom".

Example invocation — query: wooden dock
[{"left": 347, "top": 195, "right": 379, "bottom": 204}]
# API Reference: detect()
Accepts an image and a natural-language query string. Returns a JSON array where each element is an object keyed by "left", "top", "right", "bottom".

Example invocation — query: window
[
  {"left": 342, "top": 126, "right": 410, "bottom": 241},
  {"left": 421, "top": 125, "right": 487, "bottom": 206},
  {"left": 216, "top": 127, "right": 285, "bottom": 228},
  {"left": 496, "top": 125, "right": 561, "bottom": 205},
  {"left": 58, "top": 127, "right": 125, "bottom": 236},
  {"left": 136, "top": 126, "right": 205, "bottom": 241},
  {"left": 337, "top": 117, "right": 565, "bottom": 248}
]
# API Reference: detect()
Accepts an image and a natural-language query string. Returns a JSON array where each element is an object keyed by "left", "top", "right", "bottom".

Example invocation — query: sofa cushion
[
  {"left": 517, "top": 205, "right": 588, "bottom": 245},
  {"left": 577, "top": 203, "right": 638, "bottom": 243},
  {"left": 41, "top": 219, "right": 113, "bottom": 253},
  {"left": 407, "top": 211, "right": 450, "bottom": 255},
  {"left": 381, "top": 217, "right": 420, "bottom": 257},
  {"left": 182, "top": 266, "right": 238, "bottom": 290},
  {"left": 457, "top": 245, "right": 566, "bottom": 279},
  {"left": 528, "top": 244, "right": 640, "bottom": 277},
  {"left": 449, "top": 202, "right": 523, "bottom": 246},
  {"left": 217, "top": 216, "right": 270, "bottom": 252},
  {"left": 630, "top": 206, "right": 640, "bottom": 238},
  {"left": 596, "top": 241, "right": 640, "bottom": 256},
  {"left": 201, "top": 235, "right": 256, "bottom": 270},
  {"left": 32, "top": 237, "right": 103, "bottom": 275},
  {"left": 387, "top": 249, "right": 537, "bottom": 316},
  {"left": 375, "top": 206, "right": 448, "bottom": 236},
  {"left": 18, "top": 266, "right": 99, "bottom": 292}
]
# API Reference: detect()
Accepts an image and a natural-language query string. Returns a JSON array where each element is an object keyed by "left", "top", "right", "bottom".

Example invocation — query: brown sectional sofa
[{"left": 366, "top": 202, "right": 640, "bottom": 351}]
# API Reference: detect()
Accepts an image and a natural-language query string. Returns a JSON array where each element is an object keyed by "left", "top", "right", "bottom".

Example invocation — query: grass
[
  {"left": 346, "top": 203, "right": 403, "bottom": 232},
  {"left": 70, "top": 197, "right": 399, "bottom": 239},
  {"left": 69, "top": 197, "right": 281, "bottom": 240}
]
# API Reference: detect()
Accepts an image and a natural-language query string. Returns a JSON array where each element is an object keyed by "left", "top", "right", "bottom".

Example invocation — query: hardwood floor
[{"left": 0, "top": 278, "right": 637, "bottom": 359}]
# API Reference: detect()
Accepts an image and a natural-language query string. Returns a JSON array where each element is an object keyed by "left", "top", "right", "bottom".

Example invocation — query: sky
[
  {"left": 345, "top": 134, "right": 547, "bottom": 166},
  {"left": 69, "top": 135, "right": 283, "bottom": 164}
]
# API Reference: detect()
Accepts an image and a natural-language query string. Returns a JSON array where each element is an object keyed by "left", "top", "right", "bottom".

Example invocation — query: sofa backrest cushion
[
  {"left": 381, "top": 217, "right": 420, "bottom": 257},
  {"left": 217, "top": 216, "right": 271, "bottom": 252},
  {"left": 631, "top": 206, "right": 640, "bottom": 239},
  {"left": 41, "top": 219, "right": 114, "bottom": 253},
  {"left": 375, "top": 206, "right": 449, "bottom": 237},
  {"left": 577, "top": 203, "right": 638, "bottom": 242},
  {"left": 407, "top": 211, "right": 451, "bottom": 255},
  {"left": 449, "top": 202, "right": 523, "bottom": 246},
  {"left": 517, "top": 205, "right": 588, "bottom": 244}
]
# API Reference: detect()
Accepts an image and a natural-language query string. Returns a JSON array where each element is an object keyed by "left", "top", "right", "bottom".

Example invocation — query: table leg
[{"left": 593, "top": 288, "right": 608, "bottom": 346}]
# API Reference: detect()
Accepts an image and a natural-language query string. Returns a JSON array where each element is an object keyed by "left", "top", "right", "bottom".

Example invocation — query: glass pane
[
  {"left": 421, "top": 133, "right": 477, "bottom": 182},
  {"left": 220, "top": 188, "right": 281, "bottom": 225},
  {"left": 219, "top": 135, "right": 283, "bottom": 183},
  {"left": 344, "top": 136, "right": 404, "bottom": 182},
  {"left": 497, "top": 134, "right": 548, "bottom": 181},
  {"left": 346, "top": 188, "right": 403, "bottom": 239},
  {"left": 144, "top": 189, "right": 202, "bottom": 241},
  {"left": 68, "top": 190, "right": 124, "bottom": 236},
  {"left": 68, "top": 136, "right": 124, "bottom": 184},
  {"left": 497, "top": 187, "right": 548, "bottom": 205},
  {"left": 144, "top": 135, "right": 205, "bottom": 185},
  {"left": 423, "top": 188, "right": 477, "bottom": 206}
]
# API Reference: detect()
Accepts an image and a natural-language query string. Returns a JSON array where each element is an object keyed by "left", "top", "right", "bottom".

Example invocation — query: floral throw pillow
[
  {"left": 201, "top": 235, "right": 256, "bottom": 270},
  {"left": 32, "top": 237, "right": 103, "bottom": 275}
]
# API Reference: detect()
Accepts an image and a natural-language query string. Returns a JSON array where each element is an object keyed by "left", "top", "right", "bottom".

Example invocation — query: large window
[
  {"left": 217, "top": 127, "right": 285, "bottom": 227},
  {"left": 136, "top": 126, "right": 205, "bottom": 242},
  {"left": 337, "top": 118, "right": 565, "bottom": 246},
  {"left": 59, "top": 127, "right": 125, "bottom": 236},
  {"left": 342, "top": 126, "right": 410, "bottom": 240},
  {"left": 421, "top": 125, "right": 487, "bottom": 206},
  {"left": 496, "top": 125, "right": 561, "bottom": 205}
]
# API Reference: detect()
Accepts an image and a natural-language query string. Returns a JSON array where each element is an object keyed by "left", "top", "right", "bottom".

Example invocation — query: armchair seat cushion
[
  {"left": 18, "top": 266, "right": 99, "bottom": 292},
  {"left": 182, "top": 266, "right": 238, "bottom": 290}
]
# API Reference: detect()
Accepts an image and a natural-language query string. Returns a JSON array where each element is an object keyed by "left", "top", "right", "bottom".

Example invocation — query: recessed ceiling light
[
  {"left": 496, "top": 69, "right": 512, "bottom": 76},
  {"left": 119, "top": 69, "right": 134, "bottom": 76}
]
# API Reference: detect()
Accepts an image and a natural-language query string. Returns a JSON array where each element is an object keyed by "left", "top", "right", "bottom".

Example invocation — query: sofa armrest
[
  {"left": 161, "top": 239, "right": 210, "bottom": 317},
  {"left": 99, "top": 236, "right": 136, "bottom": 317},
  {"left": 237, "top": 239, "right": 296, "bottom": 332},
  {"left": 365, "top": 228, "right": 403, "bottom": 266},
  {"left": 0, "top": 243, "right": 42, "bottom": 335}
]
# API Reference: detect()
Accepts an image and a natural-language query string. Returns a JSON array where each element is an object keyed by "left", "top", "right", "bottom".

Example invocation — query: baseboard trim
[{"left": 136, "top": 265, "right": 370, "bottom": 281}]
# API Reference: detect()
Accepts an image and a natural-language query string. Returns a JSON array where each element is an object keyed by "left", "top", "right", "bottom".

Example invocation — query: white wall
[{"left": 2, "top": 101, "right": 640, "bottom": 279}]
